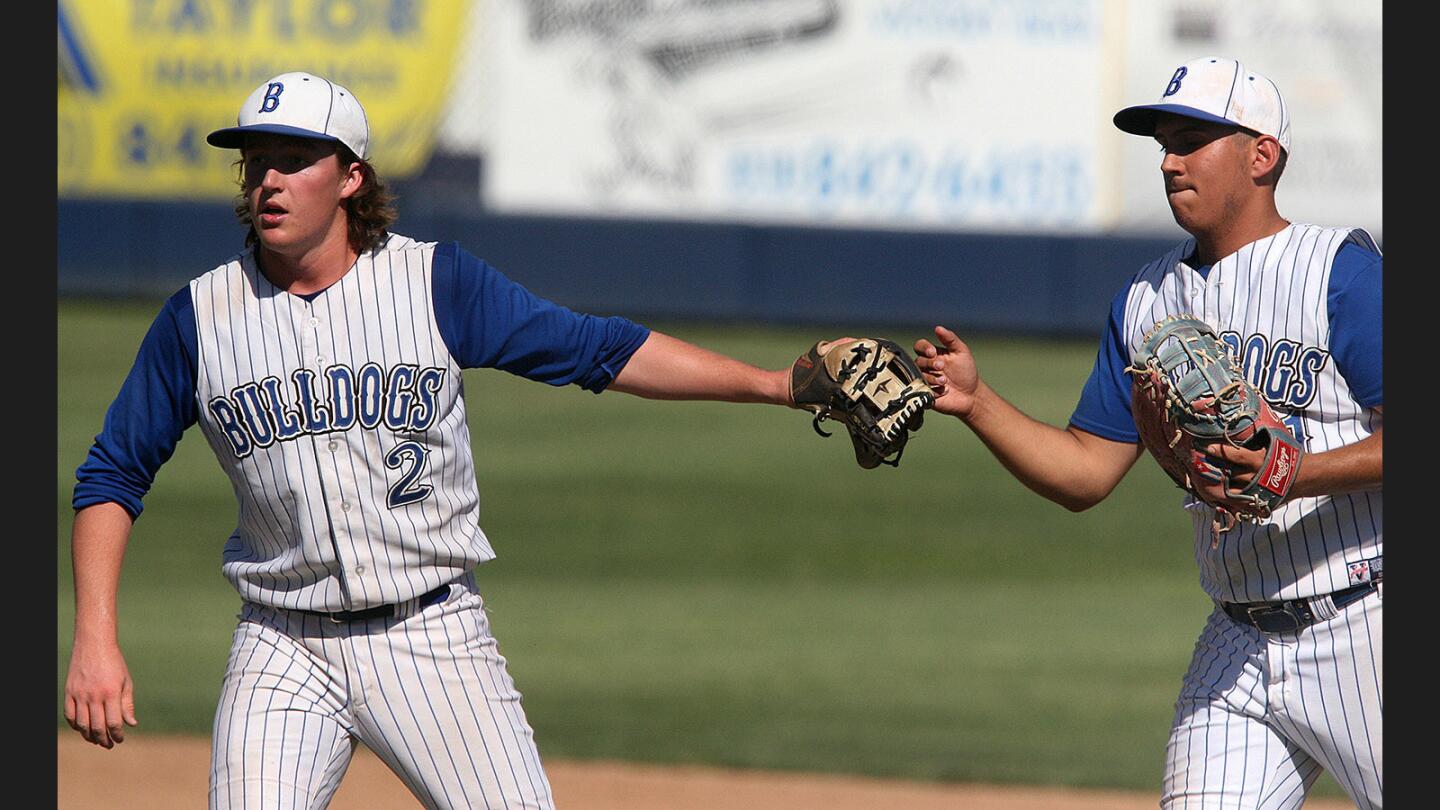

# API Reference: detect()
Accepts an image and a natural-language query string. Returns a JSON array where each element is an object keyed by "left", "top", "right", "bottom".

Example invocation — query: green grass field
[{"left": 57, "top": 298, "right": 1343, "bottom": 797}]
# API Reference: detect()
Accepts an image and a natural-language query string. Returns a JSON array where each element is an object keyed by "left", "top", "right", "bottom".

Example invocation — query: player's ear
[
  {"left": 338, "top": 160, "right": 365, "bottom": 200},
  {"left": 1250, "top": 135, "right": 1283, "bottom": 183}
]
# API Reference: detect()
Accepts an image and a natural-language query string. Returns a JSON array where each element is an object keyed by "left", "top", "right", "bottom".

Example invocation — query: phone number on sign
[
  {"left": 724, "top": 142, "right": 1094, "bottom": 224},
  {"left": 113, "top": 117, "right": 236, "bottom": 170}
]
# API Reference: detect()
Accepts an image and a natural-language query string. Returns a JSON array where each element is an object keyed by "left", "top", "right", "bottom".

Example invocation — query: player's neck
[
  {"left": 1189, "top": 207, "right": 1289, "bottom": 267},
  {"left": 256, "top": 232, "right": 360, "bottom": 296}
]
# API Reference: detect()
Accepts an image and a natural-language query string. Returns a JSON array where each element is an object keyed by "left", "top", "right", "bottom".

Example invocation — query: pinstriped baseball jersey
[
  {"left": 190, "top": 233, "right": 490, "bottom": 612},
  {"left": 74, "top": 232, "right": 649, "bottom": 612},
  {"left": 1072, "top": 223, "right": 1382, "bottom": 603}
]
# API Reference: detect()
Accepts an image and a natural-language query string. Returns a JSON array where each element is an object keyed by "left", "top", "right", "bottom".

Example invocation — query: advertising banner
[
  {"left": 58, "top": 0, "right": 470, "bottom": 200},
  {"left": 484, "top": 0, "right": 1118, "bottom": 232}
]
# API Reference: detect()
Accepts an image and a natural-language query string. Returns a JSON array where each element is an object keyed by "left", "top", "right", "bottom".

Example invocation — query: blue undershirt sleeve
[
  {"left": 431, "top": 242, "right": 651, "bottom": 392},
  {"left": 73, "top": 288, "right": 201, "bottom": 520},
  {"left": 1068, "top": 285, "right": 1141, "bottom": 443},
  {"left": 1327, "top": 240, "right": 1382, "bottom": 408}
]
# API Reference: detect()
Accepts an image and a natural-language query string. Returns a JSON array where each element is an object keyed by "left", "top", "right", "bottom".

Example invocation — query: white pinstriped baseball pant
[
  {"left": 1161, "top": 586, "right": 1382, "bottom": 809},
  {"left": 209, "top": 574, "right": 554, "bottom": 809}
]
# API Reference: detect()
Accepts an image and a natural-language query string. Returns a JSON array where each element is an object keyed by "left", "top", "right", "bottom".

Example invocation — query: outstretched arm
[
  {"left": 64, "top": 502, "right": 139, "bottom": 749},
  {"left": 608, "top": 330, "right": 794, "bottom": 406},
  {"left": 916, "top": 325, "right": 1143, "bottom": 511}
]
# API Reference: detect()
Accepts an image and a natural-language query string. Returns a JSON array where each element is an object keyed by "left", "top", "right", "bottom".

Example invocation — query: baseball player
[
  {"left": 61, "top": 71, "right": 815, "bottom": 810},
  {"left": 915, "top": 57, "right": 1381, "bottom": 808}
]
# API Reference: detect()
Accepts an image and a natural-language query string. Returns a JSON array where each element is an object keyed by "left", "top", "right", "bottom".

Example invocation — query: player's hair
[
  {"left": 337, "top": 146, "right": 400, "bottom": 252},
  {"left": 231, "top": 143, "right": 398, "bottom": 254}
]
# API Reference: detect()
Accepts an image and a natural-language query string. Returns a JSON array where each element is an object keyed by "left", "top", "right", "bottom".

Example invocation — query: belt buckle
[{"left": 1245, "top": 603, "right": 1306, "bottom": 633}]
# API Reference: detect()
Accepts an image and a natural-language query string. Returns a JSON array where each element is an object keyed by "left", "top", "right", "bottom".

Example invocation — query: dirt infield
[{"left": 57, "top": 734, "right": 1355, "bottom": 809}]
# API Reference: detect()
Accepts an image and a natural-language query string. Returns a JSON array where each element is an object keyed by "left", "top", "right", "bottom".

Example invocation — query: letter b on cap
[
  {"left": 259, "top": 82, "right": 284, "bottom": 113},
  {"left": 1164, "top": 67, "right": 1187, "bottom": 98}
]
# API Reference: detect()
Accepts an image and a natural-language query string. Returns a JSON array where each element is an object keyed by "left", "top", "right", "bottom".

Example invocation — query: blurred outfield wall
[{"left": 57, "top": 0, "right": 1380, "bottom": 332}]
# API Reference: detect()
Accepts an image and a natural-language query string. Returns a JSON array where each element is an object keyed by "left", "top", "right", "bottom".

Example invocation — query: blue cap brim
[
  {"left": 1112, "top": 104, "right": 1241, "bottom": 137},
  {"left": 206, "top": 124, "right": 342, "bottom": 149}
]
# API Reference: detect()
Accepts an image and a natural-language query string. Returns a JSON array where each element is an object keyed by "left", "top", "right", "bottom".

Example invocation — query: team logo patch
[
  {"left": 260, "top": 82, "right": 284, "bottom": 113},
  {"left": 1164, "top": 66, "right": 1187, "bottom": 97},
  {"left": 1347, "top": 556, "right": 1382, "bottom": 586}
]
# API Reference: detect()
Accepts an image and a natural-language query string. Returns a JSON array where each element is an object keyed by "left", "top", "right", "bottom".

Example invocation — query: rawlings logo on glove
[
  {"left": 1127, "top": 315, "right": 1304, "bottom": 541},
  {"left": 791, "top": 338, "right": 934, "bottom": 469}
]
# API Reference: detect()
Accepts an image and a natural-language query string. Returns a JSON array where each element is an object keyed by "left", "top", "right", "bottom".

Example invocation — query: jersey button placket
[
  {"left": 302, "top": 298, "right": 359, "bottom": 600},
  {"left": 330, "top": 497, "right": 370, "bottom": 601},
  {"left": 297, "top": 302, "right": 320, "bottom": 372},
  {"left": 1202, "top": 267, "right": 1221, "bottom": 325},
  {"left": 303, "top": 302, "right": 325, "bottom": 369},
  {"left": 1189, "top": 266, "right": 1205, "bottom": 316}
]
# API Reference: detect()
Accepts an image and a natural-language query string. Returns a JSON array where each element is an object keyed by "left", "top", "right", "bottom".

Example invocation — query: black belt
[
  {"left": 302, "top": 583, "right": 451, "bottom": 623},
  {"left": 1222, "top": 574, "right": 1381, "bottom": 634}
]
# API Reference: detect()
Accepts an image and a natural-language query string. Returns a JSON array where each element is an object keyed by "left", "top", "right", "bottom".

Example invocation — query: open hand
[{"left": 913, "top": 326, "right": 980, "bottom": 418}]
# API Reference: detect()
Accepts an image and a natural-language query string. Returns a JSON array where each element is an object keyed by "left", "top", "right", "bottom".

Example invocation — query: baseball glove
[
  {"left": 790, "top": 338, "right": 934, "bottom": 469},
  {"left": 1127, "top": 315, "right": 1304, "bottom": 538}
]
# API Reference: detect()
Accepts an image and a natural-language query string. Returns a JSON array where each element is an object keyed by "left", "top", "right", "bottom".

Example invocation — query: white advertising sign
[
  {"left": 486, "top": 0, "right": 1115, "bottom": 231},
  {"left": 476, "top": 0, "right": 1380, "bottom": 238}
]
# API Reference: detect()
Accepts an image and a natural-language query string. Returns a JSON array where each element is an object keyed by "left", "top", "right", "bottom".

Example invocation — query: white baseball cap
[
  {"left": 1113, "top": 56, "right": 1290, "bottom": 153},
  {"left": 207, "top": 72, "right": 370, "bottom": 158}
]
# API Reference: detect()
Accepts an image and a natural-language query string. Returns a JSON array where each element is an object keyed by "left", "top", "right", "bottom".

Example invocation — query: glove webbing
[
  {"left": 1157, "top": 333, "right": 1254, "bottom": 439},
  {"left": 1145, "top": 350, "right": 1259, "bottom": 449}
]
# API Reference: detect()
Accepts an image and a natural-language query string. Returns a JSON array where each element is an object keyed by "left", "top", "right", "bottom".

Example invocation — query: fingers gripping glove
[
  {"left": 1127, "top": 315, "right": 1304, "bottom": 539},
  {"left": 790, "top": 338, "right": 934, "bottom": 469}
]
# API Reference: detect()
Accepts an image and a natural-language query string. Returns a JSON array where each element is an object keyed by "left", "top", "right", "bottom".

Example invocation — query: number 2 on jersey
[{"left": 385, "top": 441, "right": 434, "bottom": 508}]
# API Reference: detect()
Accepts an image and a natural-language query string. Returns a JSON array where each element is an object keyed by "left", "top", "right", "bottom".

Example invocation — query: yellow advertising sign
[{"left": 58, "top": 0, "right": 469, "bottom": 200}]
